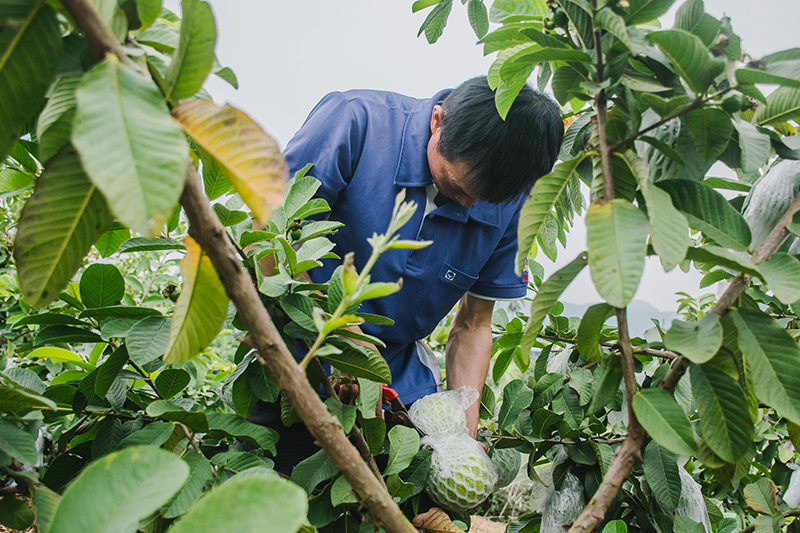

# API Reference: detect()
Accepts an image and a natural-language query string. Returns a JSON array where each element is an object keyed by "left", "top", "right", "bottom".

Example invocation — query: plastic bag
[
  {"left": 540, "top": 471, "right": 586, "bottom": 533},
  {"left": 408, "top": 386, "right": 479, "bottom": 437},
  {"left": 671, "top": 462, "right": 712, "bottom": 533}
]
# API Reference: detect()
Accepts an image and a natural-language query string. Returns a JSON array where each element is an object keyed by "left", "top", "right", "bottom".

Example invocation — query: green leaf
[
  {"left": 0, "top": 0, "right": 61, "bottom": 162},
  {"left": 743, "top": 478, "right": 777, "bottom": 514},
  {"left": 91, "top": 418, "right": 124, "bottom": 459},
  {"left": 211, "top": 451, "right": 273, "bottom": 473},
  {"left": 164, "top": 237, "right": 229, "bottom": 364},
  {"left": 754, "top": 87, "right": 800, "bottom": 126},
  {"left": 168, "top": 471, "right": 307, "bottom": 533},
  {"left": 207, "top": 413, "right": 278, "bottom": 455},
  {"left": 625, "top": 0, "right": 676, "bottom": 25},
  {"left": 736, "top": 60, "right": 800, "bottom": 89},
  {"left": 0, "top": 420, "right": 38, "bottom": 464},
  {"left": 321, "top": 338, "right": 392, "bottom": 384},
  {"left": 0, "top": 495, "right": 34, "bottom": 531},
  {"left": 118, "top": 237, "right": 186, "bottom": 253},
  {"left": 37, "top": 75, "right": 81, "bottom": 164},
  {"left": 324, "top": 398, "right": 356, "bottom": 434},
  {"left": 732, "top": 118, "right": 771, "bottom": 173},
  {"left": 212, "top": 204, "right": 247, "bottom": 226},
  {"left": 516, "top": 155, "right": 586, "bottom": 274},
  {"left": 73, "top": 57, "right": 188, "bottom": 236},
  {"left": 146, "top": 400, "right": 209, "bottom": 432},
  {"left": 532, "top": 372, "right": 565, "bottom": 409},
  {"left": 595, "top": 9, "right": 632, "bottom": 51},
  {"left": 690, "top": 363, "right": 752, "bottom": 463},
  {"left": 48, "top": 446, "right": 189, "bottom": 533},
  {"left": 552, "top": 66, "right": 586, "bottom": 106},
  {"left": 385, "top": 425, "right": 421, "bottom": 476},
  {"left": 530, "top": 408, "right": 562, "bottom": 437},
  {"left": 731, "top": 308, "right": 800, "bottom": 424},
  {"left": 121, "top": 422, "right": 175, "bottom": 447},
  {"left": 625, "top": 150, "right": 689, "bottom": 270},
  {"left": 13, "top": 147, "right": 112, "bottom": 308},
  {"left": 501, "top": 45, "right": 592, "bottom": 85},
  {"left": 643, "top": 440, "right": 682, "bottom": 508},
  {"left": 759, "top": 252, "right": 800, "bottom": 304},
  {"left": 0, "top": 168, "right": 33, "bottom": 193},
  {"left": 330, "top": 475, "right": 358, "bottom": 506},
  {"left": 420, "top": 0, "right": 453, "bottom": 44},
  {"left": 95, "top": 346, "right": 128, "bottom": 398},
  {"left": 467, "top": 0, "right": 489, "bottom": 38},
  {"left": 497, "top": 379, "right": 534, "bottom": 432},
  {"left": 386, "top": 473, "right": 415, "bottom": 502},
  {"left": 163, "top": 0, "right": 216, "bottom": 102},
  {"left": 30, "top": 485, "right": 61, "bottom": 533},
  {"left": 602, "top": 521, "right": 627, "bottom": 533},
  {"left": 162, "top": 451, "right": 215, "bottom": 519},
  {"left": 658, "top": 180, "right": 752, "bottom": 251},
  {"left": 290, "top": 449, "right": 337, "bottom": 495},
  {"left": 519, "top": 253, "right": 587, "bottom": 357},
  {"left": 664, "top": 315, "right": 722, "bottom": 364},
  {"left": 28, "top": 347, "right": 93, "bottom": 372},
  {"left": 94, "top": 223, "right": 130, "bottom": 258},
  {"left": 0, "top": 386, "right": 57, "bottom": 411},
  {"left": 680, "top": 107, "right": 733, "bottom": 161},
  {"left": 247, "top": 362, "right": 280, "bottom": 403},
  {"left": 587, "top": 199, "right": 649, "bottom": 309},
  {"left": 155, "top": 369, "right": 191, "bottom": 399},
  {"left": 685, "top": 245, "right": 761, "bottom": 278},
  {"left": 79, "top": 305, "right": 162, "bottom": 319},
  {"left": 127, "top": 316, "right": 171, "bottom": 366},
  {"left": 674, "top": 516, "right": 705, "bottom": 533},
  {"left": 649, "top": 30, "right": 713, "bottom": 94},
  {"left": 79, "top": 264, "right": 124, "bottom": 309},
  {"left": 576, "top": 303, "right": 614, "bottom": 362},
  {"left": 632, "top": 388, "right": 697, "bottom": 456},
  {"left": 569, "top": 368, "right": 594, "bottom": 405}
]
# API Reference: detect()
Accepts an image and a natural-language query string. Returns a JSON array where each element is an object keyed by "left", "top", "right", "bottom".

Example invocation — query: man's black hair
[{"left": 438, "top": 76, "right": 564, "bottom": 204}]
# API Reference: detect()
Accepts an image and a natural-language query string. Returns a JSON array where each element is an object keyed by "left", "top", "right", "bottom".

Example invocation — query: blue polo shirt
[{"left": 283, "top": 89, "right": 527, "bottom": 405}]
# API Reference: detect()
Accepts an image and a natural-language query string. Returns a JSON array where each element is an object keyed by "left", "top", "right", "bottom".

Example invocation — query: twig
[
  {"left": 309, "top": 357, "right": 387, "bottom": 492},
  {"left": 608, "top": 87, "right": 733, "bottom": 152},
  {"left": 537, "top": 333, "right": 678, "bottom": 360},
  {"left": 179, "top": 423, "right": 218, "bottom": 479}
]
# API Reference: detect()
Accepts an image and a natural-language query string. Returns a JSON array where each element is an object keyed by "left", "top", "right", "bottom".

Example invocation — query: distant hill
[{"left": 559, "top": 299, "right": 678, "bottom": 337}]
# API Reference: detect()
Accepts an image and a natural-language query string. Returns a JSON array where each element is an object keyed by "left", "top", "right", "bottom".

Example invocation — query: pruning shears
[{"left": 381, "top": 385, "right": 425, "bottom": 437}]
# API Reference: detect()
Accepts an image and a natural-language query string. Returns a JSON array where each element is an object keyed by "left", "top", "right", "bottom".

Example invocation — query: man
[{"left": 252, "top": 76, "right": 562, "bottom": 470}]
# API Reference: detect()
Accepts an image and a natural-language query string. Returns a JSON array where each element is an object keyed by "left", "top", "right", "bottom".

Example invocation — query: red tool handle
[{"left": 381, "top": 385, "right": 399, "bottom": 403}]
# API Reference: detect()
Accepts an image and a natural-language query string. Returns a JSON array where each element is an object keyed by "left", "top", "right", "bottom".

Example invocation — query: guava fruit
[{"left": 424, "top": 434, "right": 497, "bottom": 513}]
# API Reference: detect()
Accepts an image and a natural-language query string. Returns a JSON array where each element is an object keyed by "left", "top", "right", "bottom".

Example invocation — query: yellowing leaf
[
  {"left": 163, "top": 237, "right": 229, "bottom": 363},
  {"left": 172, "top": 101, "right": 287, "bottom": 222}
]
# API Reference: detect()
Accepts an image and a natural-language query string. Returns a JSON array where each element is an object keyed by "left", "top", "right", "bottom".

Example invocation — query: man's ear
[{"left": 430, "top": 104, "right": 444, "bottom": 135}]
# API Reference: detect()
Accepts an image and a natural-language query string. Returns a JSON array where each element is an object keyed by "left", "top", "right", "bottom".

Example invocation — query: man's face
[{"left": 427, "top": 105, "right": 479, "bottom": 209}]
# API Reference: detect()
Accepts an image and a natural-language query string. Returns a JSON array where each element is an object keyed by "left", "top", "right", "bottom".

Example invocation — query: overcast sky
[{"left": 164, "top": 0, "right": 800, "bottom": 311}]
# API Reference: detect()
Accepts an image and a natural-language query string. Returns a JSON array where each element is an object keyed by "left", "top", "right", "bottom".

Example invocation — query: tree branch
[
  {"left": 58, "top": 2, "right": 414, "bottom": 528},
  {"left": 179, "top": 164, "right": 416, "bottom": 533},
  {"left": 660, "top": 188, "right": 800, "bottom": 393},
  {"left": 537, "top": 333, "right": 678, "bottom": 360}
]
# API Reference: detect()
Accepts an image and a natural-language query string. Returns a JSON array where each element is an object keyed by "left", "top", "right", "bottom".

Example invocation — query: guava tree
[{"left": 415, "top": 0, "right": 800, "bottom": 532}]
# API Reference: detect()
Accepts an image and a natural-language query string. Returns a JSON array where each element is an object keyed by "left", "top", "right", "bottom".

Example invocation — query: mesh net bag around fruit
[
  {"left": 408, "top": 386, "right": 479, "bottom": 437},
  {"left": 423, "top": 433, "right": 498, "bottom": 513}
]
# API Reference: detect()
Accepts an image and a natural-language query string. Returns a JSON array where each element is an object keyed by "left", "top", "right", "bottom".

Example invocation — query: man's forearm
[{"left": 444, "top": 294, "right": 495, "bottom": 437}]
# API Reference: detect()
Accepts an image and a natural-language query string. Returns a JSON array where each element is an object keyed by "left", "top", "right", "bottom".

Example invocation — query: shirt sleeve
[
  {"left": 468, "top": 202, "right": 527, "bottom": 300},
  {"left": 283, "top": 92, "right": 365, "bottom": 209}
]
